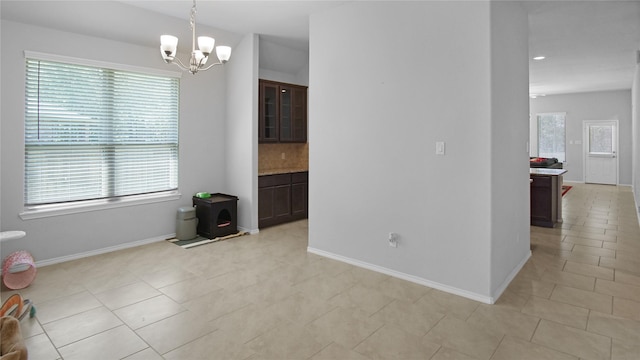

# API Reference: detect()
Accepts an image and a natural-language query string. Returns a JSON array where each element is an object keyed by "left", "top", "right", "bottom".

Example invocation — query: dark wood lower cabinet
[
  {"left": 273, "top": 185, "right": 292, "bottom": 222},
  {"left": 291, "top": 172, "right": 308, "bottom": 220},
  {"left": 259, "top": 171, "right": 308, "bottom": 228},
  {"left": 530, "top": 175, "right": 558, "bottom": 227}
]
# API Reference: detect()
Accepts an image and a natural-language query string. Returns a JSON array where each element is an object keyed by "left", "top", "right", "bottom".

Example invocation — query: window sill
[{"left": 19, "top": 191, "right": 182, "bottom": 220}]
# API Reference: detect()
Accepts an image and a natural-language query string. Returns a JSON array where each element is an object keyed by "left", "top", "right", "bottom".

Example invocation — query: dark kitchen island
[{"left": 530, "top": 168, "right": 568, "bottom": 228}]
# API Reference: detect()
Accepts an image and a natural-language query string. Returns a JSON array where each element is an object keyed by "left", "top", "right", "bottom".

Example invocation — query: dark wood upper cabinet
[
  {"left": 259, "top": 80, "right": 307, "bottom": 143},
  {"left": 279, "top": 85, "right": 292, "bottom": 142},
  {"left": 291, "top": 86, "right": 307, "bottom": 143},
  {"left": 259, "top": 81, "right": 279, "bottom": 143}
]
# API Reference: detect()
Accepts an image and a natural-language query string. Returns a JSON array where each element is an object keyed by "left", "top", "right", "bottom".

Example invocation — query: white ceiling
[
  {"left": 526, "top": 0, "right": 640, "bottom": 96},
  {"left": 2, "top": 1, "right": 639, "bottom": 95},
  {"left": 118, "top": 0, "right": 346, "bottom": 51}
]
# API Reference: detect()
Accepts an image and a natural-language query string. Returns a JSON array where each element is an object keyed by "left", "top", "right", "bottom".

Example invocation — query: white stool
[
  {"left": 1, "top": 231, "right": 37, "bottom": 290},
  {"left": 0, "top": 231, "right": 26, "bottom": 242}
]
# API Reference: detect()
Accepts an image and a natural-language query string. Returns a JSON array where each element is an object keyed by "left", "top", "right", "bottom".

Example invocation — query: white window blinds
[{"left": 25, "top": 58, "right": 180, "bottom": 206}]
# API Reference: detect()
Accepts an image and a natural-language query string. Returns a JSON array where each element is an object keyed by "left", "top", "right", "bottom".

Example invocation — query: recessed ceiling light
[{"left": 533, "top": 56, "right": 546, "bottom": 60}]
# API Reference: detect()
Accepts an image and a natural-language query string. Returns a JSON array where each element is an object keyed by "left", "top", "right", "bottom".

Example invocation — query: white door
[{"left": 584, "top": 120, "right": 618, "bottom": 185}]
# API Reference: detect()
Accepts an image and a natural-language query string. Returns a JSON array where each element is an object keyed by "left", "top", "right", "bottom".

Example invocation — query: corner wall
[
  {"left": 489, "top": 1, "right": 531, "bottom": 297},
  {"left": 308, "top": 1, "right": 529, "bottom": 302},
  {"left": 225, "top": 33, "right": 259, "bottom": 233}
]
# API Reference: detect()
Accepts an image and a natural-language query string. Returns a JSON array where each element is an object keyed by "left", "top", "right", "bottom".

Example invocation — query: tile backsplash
[{"left": 259, "top": 143, "right": 308, "bottom": 173}]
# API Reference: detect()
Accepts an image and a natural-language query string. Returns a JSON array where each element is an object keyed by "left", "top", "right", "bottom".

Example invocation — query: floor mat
[
  {"left": 167, "top": 231, "right": 248, "bottom": 249},
  {"left": 562, "top": 185, "right": 572, "bottom": 196}
]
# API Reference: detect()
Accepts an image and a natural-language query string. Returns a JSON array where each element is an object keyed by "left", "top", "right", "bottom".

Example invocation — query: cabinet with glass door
[{"left": 259, "top": 79, "right": 307, "bottom": 143}]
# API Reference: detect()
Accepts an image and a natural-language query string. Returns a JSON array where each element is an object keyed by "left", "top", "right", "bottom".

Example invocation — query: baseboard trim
[
  {"left": 490, "top": 250, "right": 531, "bottom": 303},
  {"left": 633, "top": 186, "right": 640, "bottom": 226},
  {"left": 34, "top": 234, "right": 173, "bottom": 269},
  {"left": 26, "top": 228, "right": 259, "bottom": 271},
  {"left": 239, "top": 226, "right": 259, "bottom": 235},
  {"left": 307, "top": 247, "right": 496, "bottom": 304}
]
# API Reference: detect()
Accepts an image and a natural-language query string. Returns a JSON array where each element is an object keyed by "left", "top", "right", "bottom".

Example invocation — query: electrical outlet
[
  {"left": 281, "top": 152, "right": 285, "bottom": 160},
  {"left": 388, "top": 232, "right": 398, "bottom": 248}
]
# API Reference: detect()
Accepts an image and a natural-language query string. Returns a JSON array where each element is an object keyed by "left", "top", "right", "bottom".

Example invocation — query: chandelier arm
[
  {"left": 171, "top": 57, "right": 190, "bottom": 72},
  {"left": 198, "top": 62, "right": 226, "bottom": 72}
]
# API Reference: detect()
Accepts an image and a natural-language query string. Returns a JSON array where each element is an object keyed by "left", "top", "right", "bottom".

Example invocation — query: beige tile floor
[{"left": 2, "top": 182, "right": 640, "bottom": 359}]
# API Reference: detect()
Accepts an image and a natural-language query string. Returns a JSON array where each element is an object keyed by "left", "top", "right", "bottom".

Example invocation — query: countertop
[
  {"left": 530, "top": 168, "right": 568, "bottom": 176},
  {"left": 259, "top": 168, "right": 309, "bottom": 176}
]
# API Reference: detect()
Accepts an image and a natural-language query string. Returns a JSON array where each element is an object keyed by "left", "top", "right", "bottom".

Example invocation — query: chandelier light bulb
[
  {"left": 216, "top": 46, "right": 232, "bottom": 63},
  {"left": 198, "top": 36, "right": 215, "bottom": 56},
  {"left": 160, "top": 35, "right": 178, "bottom": 58},
  {"left": 194, "top": 50, "right": 206, "bottom": 64}
]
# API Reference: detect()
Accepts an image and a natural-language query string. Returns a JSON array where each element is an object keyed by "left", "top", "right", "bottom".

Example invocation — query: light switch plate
[{"left": 436, "top": 141, "right": 445, "bottom": 155}]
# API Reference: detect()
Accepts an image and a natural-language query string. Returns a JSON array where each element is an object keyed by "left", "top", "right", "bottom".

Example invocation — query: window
[
  {"left": 24, "top": 55, "right": 180, "bottom": 207},
  {"left": 537, "top": 113, "right": 565, "bottom": 162}
]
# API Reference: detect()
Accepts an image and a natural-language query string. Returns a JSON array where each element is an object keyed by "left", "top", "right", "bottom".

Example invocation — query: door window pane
[{"left": 589, "top": 126, "right": 612, "bottom": 153}]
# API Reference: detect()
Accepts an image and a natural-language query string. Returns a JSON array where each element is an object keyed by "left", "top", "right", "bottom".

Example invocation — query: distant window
[
  {"left": 24, "top": 56, "right": 180, "bottom": 206},
  {"left": 537, "top": 113, "right": 565, "bottom": 162}
]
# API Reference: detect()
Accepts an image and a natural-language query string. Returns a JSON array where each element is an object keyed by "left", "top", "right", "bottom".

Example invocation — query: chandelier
[{"left": 160, "top": 0, "right": 231, "bottom": 74}]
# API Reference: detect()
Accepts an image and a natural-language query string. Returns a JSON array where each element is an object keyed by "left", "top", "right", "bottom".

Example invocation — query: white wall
[
  {"left": 258, "top": 68, "right": 299, "bottom": 85},
  {"left": 530, "top": 90, "right": 633, "bottom": 184},
  {"left": 489, "top": 1, "right": 531, "bottom": 296},
  {"left": 308, "top": 1, "right": 529, "bottom": 302},
  {"left": 258, "top": 67, "right": 310, "bottom": 87},
  {"left": 0, "top": 20, "right": 229, "bottom": 262},
  {"left": 258, "top": 38, "right": 309, "bottom": 86},
  {"left": 225, "top": 33, "right": 260, "bottom": 233}
]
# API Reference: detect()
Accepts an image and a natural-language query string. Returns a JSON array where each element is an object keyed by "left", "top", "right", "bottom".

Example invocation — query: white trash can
[{"left": 176, "top": 207, "right": 198, "bottom": 240}]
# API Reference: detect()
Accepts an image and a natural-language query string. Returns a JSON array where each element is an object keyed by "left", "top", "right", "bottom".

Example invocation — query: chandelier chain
[{"left": 190, "top": 0, "right": 196, "bottom": 31}]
